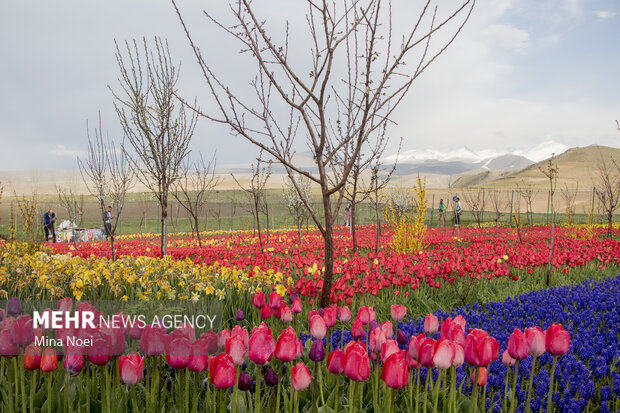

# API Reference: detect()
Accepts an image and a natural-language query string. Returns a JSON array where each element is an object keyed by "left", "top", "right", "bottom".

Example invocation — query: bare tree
[
  {"left": 462, "top": 188, "right": 485, "bottom": 228},
  {"left": 539, "top": 154, "right": 559, "bottom": 286},
  {"left": 55, "top": 185, "right": 85, "bottom": 246},
  {"left": 232, "top": 155, "right": 272, "bottom": 253},
  {"left": 172, "top": 153, "right": 221, "bottom": 247},
  {"left": 172, "top": 0, "right": 476, "bottom": 306},
  {"left": 560, "top": 183, "right": 578, "bottom": 226},
  {"left": 111, "top": 37, "right": 197, "bottom": 257},
  {"left": 594, "top": 152, "right": 620, "bottom": 238},
  {"left": 78, "top": 114, "right": 133, "bottom": 261},
  {"left": 488, "top": 189, "right": 510, "bottom": 230},
  {"left": 283, "top": 174, "right": 312, "bottom": 243},
  {"left": 516, "top": 180, "right": 537, "bottom": 226}
]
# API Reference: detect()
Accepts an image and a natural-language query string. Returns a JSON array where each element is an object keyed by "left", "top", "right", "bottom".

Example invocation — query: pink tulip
[
  {"left": 140, "top": 325, "right": 167, "bottom": 356},
  {"left": 248, "top": 323, "right": 275, "bottom": 365},
  {"left": 166, "top": 336, "right": 191, "bottom": 369},
  {"left": 260, "top": 306, "right": 272, "bottom": 319},
  {"left": 408, "top": 333, "right": 425, "bottom": 360},
  {"left": 231, "top": 326, "right": 249, "bottom": 348},
  {"left": 338, "top": 306, "right": 352, "bottom": 323},
  {"left": 291, "top": 362, "right": 312, "bottom": 391},
  {"left": 381, "top": 340, "right": 399, "bottom": 363},
  {"left": 189, "top": 338, "right": 209, "bottom": 372},
  {"left": 281, "top": 307, "right": 293, "bottom": 323},
  {"left": 87, "top": 333, "right": 112, "bottom": 366},
  {"left": 344, "top": 342, "right": 370, "bottom": 381},
  {"left": 57, "top": 298, "right": 73, "bottom": 312},
  {"left": 322, "top": 305, "right": 338, "bottom": 328},
  {"left": 119, "top": 353, "right": 144, "bottom": 385},
  {"left": 471, "top": 367, "right": 488, "bottom": 386},
  {"left": 0, "top": 328, "right": 19, "bottom": 357},
  {"left": 525, "top": 326, "right": 545, "bottom": 357},
  {"left": 217, "top": 329, "right": 231, "bottom": 351},
  {"left": 418, "top": 337, "right": 436, "bottom": 368},
  {"left": 268, "top": 291, "right": 282, "bottom": 309},
  {"left": 252, "top": 291, "right": 265, "bottom": 308},
  {"left": 380, "top": 321, "right": 394, "bottom": 339},
  {"left": 390, "top": 305, "right": 407, "bottom": 321},
  {"left": 368, "top": 327, "right": 386, "bottom": 353},
  {"left": 452, "top": 343, "right": 465, "bottom": 367},
  {"left": 501, "top": 349, "right": 516, "bottom": 367},
  {"left": 433, "top": 338, "right": 455, "bottom": 369},
  {"left": 309, "top": 315, "right": 327, "bottom": 340},
  {"left": 424, "top": 313, "right": 439, "bottom": 335},
  {"left": 350, "top": 318, "right": 365, "bottom": 340},
  {"left": 225, "top": 335, "right": 246, "bottom": 366},
  {"left": 291, "top": 298, "right": 303, "bottom": 314},
  {"left": 275, "top": 326, "right": 299, "bottom": 362}
]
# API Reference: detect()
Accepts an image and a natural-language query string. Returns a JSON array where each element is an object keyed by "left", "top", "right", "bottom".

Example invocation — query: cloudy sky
[{"left": 1, "top": 0, "right": 619, "bottom": 172}]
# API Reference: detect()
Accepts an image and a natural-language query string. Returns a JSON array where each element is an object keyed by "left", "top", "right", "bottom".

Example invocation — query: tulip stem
[
  {"left": 415, "top": 367, "right": 420, "bottom": 413},
  {"left": 185, "top": 369, "right": 191, "bottom": 413},
  {"left": 47, "top": 369, "right": 53, "bottom": 413},
  {"left": 5, "top": 358, "right": 12, "bottom": 413},
  {"left": 373, "top": 364, "right": 379, "bottom": 411},
  {"left": 65, "top": 371, "right": 69, "bottom": 413},
  {"left": 254, "top": 368, "right": 262, "bottom": 413},
  {"left": 294, "top": 390, "right": 299, "bottom": 413},
  {"left": 546, "top": 356, "right": 558, "bottom": 413},
  {"left": 30, "top": 370, "right": 37, "bottom": 413},
  {"left": 510, "top": 360, "right": 519, "bottom": 413},
  {"left": 432, "top": 370, "right": 442, "bottom": 413},
  {"left": 408, "top": 369, "right": 413, "bottom": 411},
  {"left": 348, "top": 381, "right": 356, "bottom": 413},
  {"left": 524, "top": 356, "right": 537, "bottom": 413},
  {"left": 503, "top": 368, "right": 510, "bottom": 413},
  {"left": 469, "top": 368, "right": 479, "bottom": 413},
  {"left": 423, "top": 368, "right": 431, "bottom": 413},
  {"left": 131, "top": 384, "right": 137, "bottom": 412},
  {"left": 317, "top": 362, "right": 325, "bottom": 405},
  {"left": 451, "top": 366, "right": 457, "bottom": 413},
  {"left": 358, "top": 379, "right": 364, "bottom": 411},
  {"left": 20, "top": 357, "right": 27, "bottom": 413},
  {"left": 481, "top": 384, "right": 487, "bottom": 412},
  {"left": 193, "top": 373, "right": 199, "bottom": 413},
  {"left": 333, "top": 374, "right": 340, "bottom": 413}
]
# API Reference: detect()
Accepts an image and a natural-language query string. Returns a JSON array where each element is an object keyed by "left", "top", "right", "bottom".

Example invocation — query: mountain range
[{"left": 386, "top": 140, "right": 571, "bottom": 175}]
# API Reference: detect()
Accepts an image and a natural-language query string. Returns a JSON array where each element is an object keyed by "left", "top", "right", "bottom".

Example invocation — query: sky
[{"left": 0, "top": 0, "right": 619, "bottom": 172}]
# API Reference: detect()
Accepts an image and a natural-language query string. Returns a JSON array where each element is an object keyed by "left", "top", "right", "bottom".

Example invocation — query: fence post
[
  {"left": 509, "top": 190, "right": 514, "bottom": 227},
  {"left": 430, "top": 194, "right": 435, "bottom": 227},
  {"left": 546, "top": 190, "right": 550, "bottom": 225}
]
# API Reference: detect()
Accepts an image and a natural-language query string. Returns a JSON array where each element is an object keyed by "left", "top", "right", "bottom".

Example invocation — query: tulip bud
[
  {"left": 471, "top": 367, "right": 488, "bottom": 386},
  {"left": 23, "top": 344, "right": 42, "bottom": 370},
  {"left": 252, "top": 291, "right": 266, "bottom": 308},
  {"left": 7, "top": 297, "right": 22, "bottom": 316},
  {"left": 309, "top": 340, "right": 326, "bottom": 362},
  {"left": 390, "top": 305, "right": 407, "bottom": 321},
  {"left": 238, "top": 371, "right": 252, "bottom": 391},
  {"left": 40, "top": 347, "right": 58, "bottom": 372},
  {"left": 338, "top": 306, "right": 351, "bottom": 323},
  {"left": 265, "top": 367, "right": 279, "bottom": 387},
  {"left": 501, "top": 349, "right": 516, "bottom": 367},
  {"left": 291, "top": 362, "right": 311, "bottom": 391},
  {"left": 327, "top": 349, "right": 344, "bottom": 375},
  {"left": 309, "top": 315, "right": 327, "bottom": 340},
  {"left": 397, "top": 330, "right": 409, "bottom": 346},
  {"left": 424, "top": 313, "right": 439, "bottom": 335},
  {"left": 291, "top": 298, "right": 302, "bottom": 314}
]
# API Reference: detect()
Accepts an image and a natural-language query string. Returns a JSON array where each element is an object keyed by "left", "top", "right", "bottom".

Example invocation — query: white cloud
[
  {"left": 594, "top": 10, "right": 616, "bottom": 19},
  {"left": 482, "top": 24, "right": 530, "bottom": 52},
  {"left": 541, "top": 33, "right": 562, "bottom": 47},
  {"left": 561, "top": 0, "right": 586, "bottom": 16},
  {"left": 51, "top": 144, "right": 85, "bottom": 158}
]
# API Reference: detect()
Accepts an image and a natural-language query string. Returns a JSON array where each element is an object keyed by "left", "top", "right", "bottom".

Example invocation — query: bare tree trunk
[
  {"left": 375, "top": 190, "right": 381, "bottom": 254},
  {"left": 351, "top": 201, "right": 357, "bottom": 254},
  {"left": 547, "top": 196, "right": 554, "bottom": 286},
  {"left": 320, "top": 194, "right": 335, "bottom": 308},
  {"left": 161, "top": 194, "right": 168, "bottom": 257},
  {"left": 254, "top": 199, "right": 264, "bottom": 253},
  {"left": 194, "top": 215, "right": 202, "bottom": 247}
]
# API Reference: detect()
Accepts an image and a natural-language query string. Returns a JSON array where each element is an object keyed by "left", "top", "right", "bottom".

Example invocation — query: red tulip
[
  {"left": 464, "top": 330, "right": 498, "bottom": 367},
  {"left": 357, "top": 306, "right": 373, "bottom": 325},
  {"left": 471, "top": 367, "right": 488, "bottom": 386},
  {"left": 525, "top": 326, "right": 545, "bottom": 357},
  {"left": 350, "top": 318, "right": 365, "bottom": 340},
  {"left": 252, "top": 291, "right": 266, "bottom": 308},
  {"left": 344, "top": 342, "right": 370, "bottom": 381},
  {"left": 260, "top": 306, "right": 272, "bottom": 320},
  {"left": 225, "top": 335, "right": 246, "bottom": 366},
  {"left": 390, "top": 305, "right": 407, "bottom": 321},
  {"left": 166, "top": 336, "right": 191, "bottom": 369},
  {"left": 23, "top": 344, "right": 42, "bottom": 370},
  {"left": 119, "top": 353, "right": 144, "bottom": 385},
  {"left": 501, "top": 349, "right": 516, "bottom": 367},
  {"left": 381, "top": 350, "right": 408, "bottom": 389},
  {"left": 200, "top": 330, "right": 219, "bottom": 354},
  {"left": 545, "top": 323, "right": 570, "bottom": 356},
  {"left": 408, "top": 333, "right": 425, "bottom": 360},
  {"left": 40, "top": 347, "right": 58, "bottom": 372},
  {"left": 432, "top": 338, "right": 455, "bottom": 369},
  {"left": 209, "top": 353, "right": 237, "bottom": 389},
  {"left": 275, "top": 326, "right": 299, "bottom": 362},
  {"left": 327, "top": 349, "right": 345, "bottom": 375},
  {"left": 291, "top": 298, "right": 303, "bottom": 314},
  {"left": 268, "top": 291, "right": 282, "bottom": 309},
  {"left": 418, "top": 337, "right": 436, "bottom": 368},
  {"left": 424, "top": 314, "right": 439, "bottom": 335},
  {"left": 87, "top": 333, "right": 112, "bottom": 366},
  {"left": 309, "top": 315, "right": 327, "bottom": 340},
  {"left": 322, "top": 305, "right": 338, "bottom": 328},
  {"left": 291, "top": 362, "right": 312, "bottom": 391},
  {"left": 189, "top": 338, "right": 210, "bottom": 372},
  {"left": 380, "top": 340, "right": 399, "bottom": 363},
  {"left": 507, "top": 328, "right": 528, "bottom": 360},
  {"left": 248, "top": 324, "right": 275, "bottom": 365}
]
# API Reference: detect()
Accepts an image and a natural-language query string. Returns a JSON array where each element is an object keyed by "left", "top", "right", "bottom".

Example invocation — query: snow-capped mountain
[{"left": 385, "top": 140, "right": 570, "bottom": 174}]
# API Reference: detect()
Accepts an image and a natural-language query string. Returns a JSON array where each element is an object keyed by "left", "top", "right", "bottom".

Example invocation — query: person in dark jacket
[{"left": 43, "top": 209, "right": 56, "bottom": 243}]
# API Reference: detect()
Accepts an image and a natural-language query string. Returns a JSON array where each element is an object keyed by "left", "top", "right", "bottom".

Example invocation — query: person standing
[
  {"left": 43, "top": 209, "right": 56, "bottom": 243},
  {"left": 438, "top": 199, "right": 446, "bottom": 227},
  {"left": 103, "top": 206, "right": 113, "bottom": 238},
  {"left": 454, "top": 197, "right": 462, "bottom": 226},
  {"left": 343, "top": 203, "right": 352, "bottom": 227}
]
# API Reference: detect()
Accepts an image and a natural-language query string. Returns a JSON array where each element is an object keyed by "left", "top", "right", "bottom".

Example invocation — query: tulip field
[{"left": 0, "top": 224, "right": 619, "bottom": 412}]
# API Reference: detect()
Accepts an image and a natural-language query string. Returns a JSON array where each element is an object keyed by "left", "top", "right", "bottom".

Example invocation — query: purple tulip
[
  {"left": 238, "top": 371, "right": 252, "bottom": 391},
  {"left": 236, "top": 309, "right": 245, "bottom": 322},
  {"left": 265, "top": 367, "right": 279, "bottom": 387},
  {"left": 7, "top": 297, "right": 22, "bottom": 316},
  {"left": 397, "top": 329, "right": 409, "bottom": 346},
  {"left": 309, "top": 339, "right": 326, "bottom": 362}
]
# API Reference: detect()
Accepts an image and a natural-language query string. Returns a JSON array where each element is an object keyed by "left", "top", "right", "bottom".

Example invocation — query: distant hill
[{"left": 481, "top": 145, "right": 620, "bottom": 189}]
